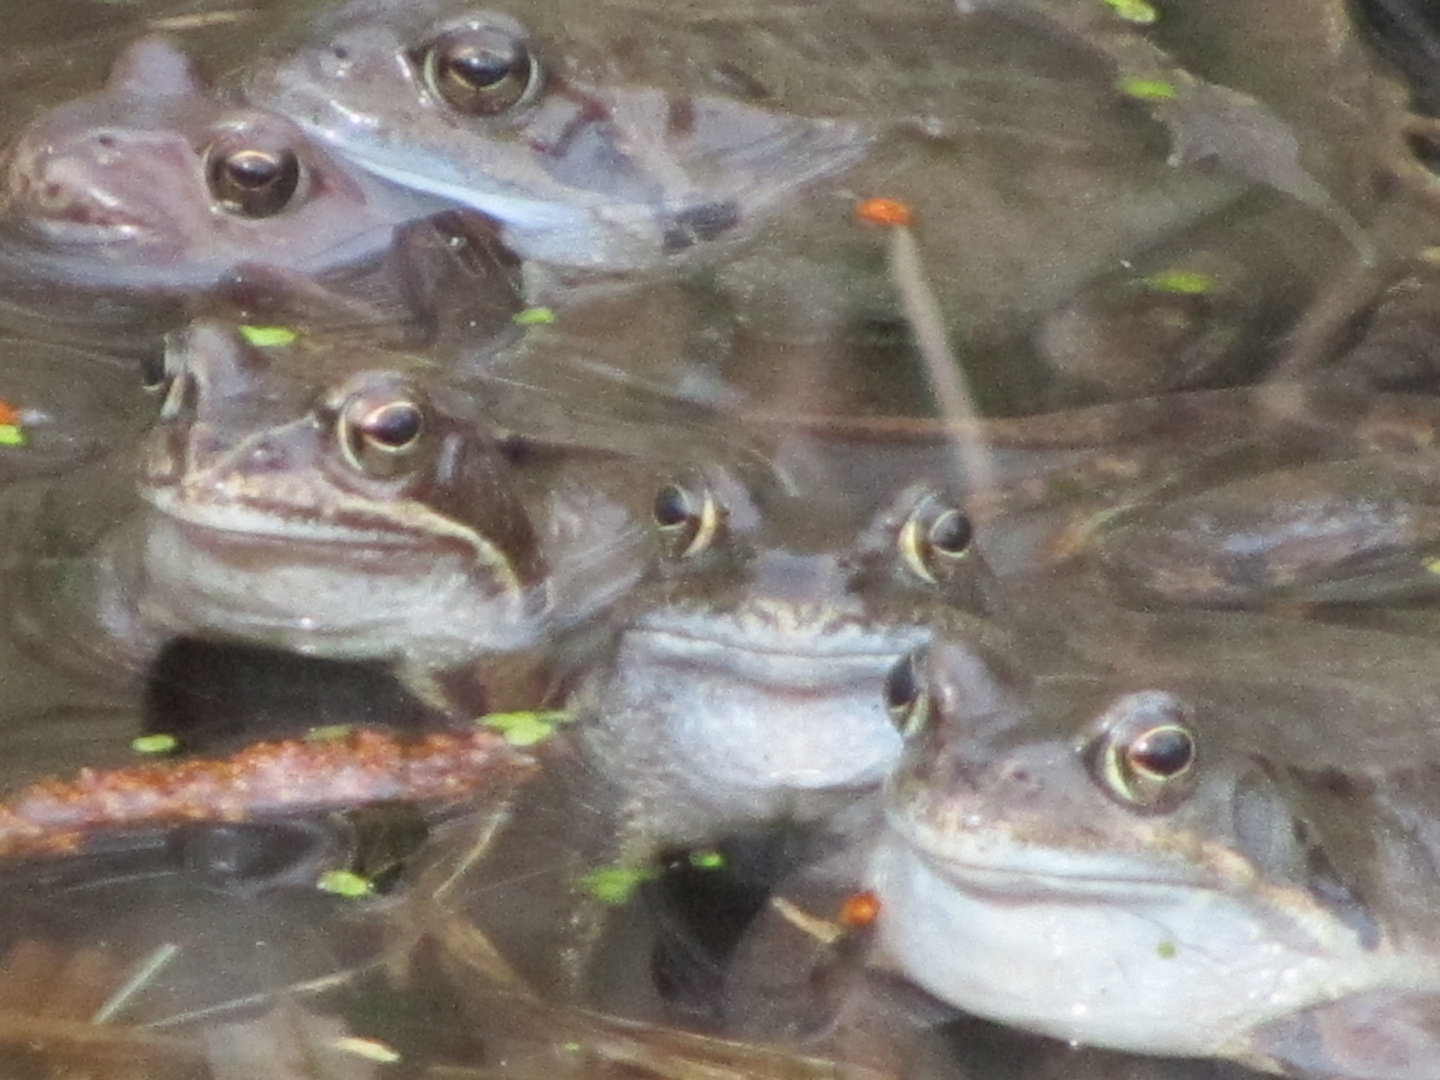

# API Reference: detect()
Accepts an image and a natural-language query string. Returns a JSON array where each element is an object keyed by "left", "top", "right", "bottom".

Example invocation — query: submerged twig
[
  {"left": 857, "top": 199, "right": 995, "bottom": 499},
  {"left": 0, "top": 729, "right": 535, "bottom": 861}
]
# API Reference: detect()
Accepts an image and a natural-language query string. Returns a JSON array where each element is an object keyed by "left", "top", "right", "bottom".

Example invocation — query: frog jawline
[
  {"left": 626, "top": 619, "right": 927, "bottom": 662},
  {"left": 888, "top": 813, "right": 1220, "bottom": 898}
]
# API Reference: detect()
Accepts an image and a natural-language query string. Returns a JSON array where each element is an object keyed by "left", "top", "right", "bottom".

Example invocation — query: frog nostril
[{"left": 247, "top": 442, "right": 291, "bottom": 472}]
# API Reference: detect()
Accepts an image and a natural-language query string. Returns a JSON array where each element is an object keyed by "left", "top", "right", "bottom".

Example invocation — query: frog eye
[
  {"left": 884, "top": 652, "right": 929, "bottom": 738},
  {"left": 204, "top": 144, "right": 305, "bottom": 218},
  {"left": 652, "top": 480, "right": 722, "bottom": 559},
  {"left": 899, "top": 494, "right": 974, "bottom": 584},
  {"left": 153, "top": 335, "right": 194, "bottom": 418},
  {"left": 140, "top": 347, "right": 169, "bottom": 394},
  {"left": 1083, "top": 692, "right": 1198, "bottom": 812},
  {"left": 421, "top": 24, "right": 540, "bottom": 117},
  {"left": 338, "top": 392, "right": 426, "bottom": 477}
]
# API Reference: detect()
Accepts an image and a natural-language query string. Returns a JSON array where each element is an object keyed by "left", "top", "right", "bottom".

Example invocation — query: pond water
[{"left": 0, "top": 0, "right": 1430, "bottom": 1077}]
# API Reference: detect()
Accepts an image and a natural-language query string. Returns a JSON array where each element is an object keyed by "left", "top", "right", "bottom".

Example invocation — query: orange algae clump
[
  {"left": 838, "top": 889, "right": 881, "bottom": 929},
  {"left": 855, "top": 198, "right": 913, "bottom": 228}
]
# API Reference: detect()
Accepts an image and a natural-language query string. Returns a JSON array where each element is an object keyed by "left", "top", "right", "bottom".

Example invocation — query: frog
[
  {"left": 0, "top": 34, "right": 452, "bottom": 291},
  {"left": 133, "top": 318, "right": 659, "bottom": 700},
  {"left": 1073, "top": 382, "right": 1440, "bottom": 609},
  {"left": 243, "top": 0, "right": 1270, "bottom": 410},
  {"left": 242, "top": 0, "right": 869, "bottom": 273},
  {"left": 571, "top": 472, "right": 999, "bottom": 853},
  {"left": 0, "top": 35, "right": 525, "bottom": 352},
  {"left": 870, "top": 621, "right": 1440, "bottom": 1078},
  {"left": 438, "top": 466, "right": 1001, "bottom": 1006}
]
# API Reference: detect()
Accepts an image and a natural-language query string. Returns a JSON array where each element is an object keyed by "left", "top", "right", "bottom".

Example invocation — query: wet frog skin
[
  {"left": 1083, "top": 388, "right": 1440, "bottom": 608},
  {"left": 871, "top": 628, "right": 1440, "bottom": 1078},
  {"left": 244, "top": 0, "right": 869, "bottom": 272},
  {"left": 134, "top": 320, "right": 714, "bottom": 701},
  {"left": 244, "top": 0, "right": 1253, "bottom": 410},
  {"left": 0, "top": 35, "right": 447, "bottom": 293},
  {"left": 135, "top": 320, "right": 554, "bottom": 673},
  {"left": 574, "top": 472, "right": 997, "bottom": 852}
]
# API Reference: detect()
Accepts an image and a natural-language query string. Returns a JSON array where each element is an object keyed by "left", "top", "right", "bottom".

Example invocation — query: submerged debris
[{"left": 0, "top": 730, "right": 535, "bottom": 860}]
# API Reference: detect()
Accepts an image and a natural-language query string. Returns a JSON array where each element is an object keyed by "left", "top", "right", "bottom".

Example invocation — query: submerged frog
[
  {"left": 245, "top": 0, "right": 1256, "bottom": 409},
  {"left": 1079, "top": 386, "right": 1440, "bottom": 608},
  {"left": 871, "top": 627, "right": 1440, "bottom": 1078},
  {"left": 133, "top": 319, "right": 658, "bottom": 704},
  {"left": 573, "top": 472, "right": 997, "bottom": 852}
]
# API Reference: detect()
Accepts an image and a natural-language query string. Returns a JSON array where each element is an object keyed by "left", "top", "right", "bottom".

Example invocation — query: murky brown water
[{"left": 0, "top": 0, "right": 1427, "bottom": 1077}]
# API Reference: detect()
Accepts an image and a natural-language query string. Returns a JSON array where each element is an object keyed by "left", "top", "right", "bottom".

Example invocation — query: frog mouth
[
  {"left": 626, "top": 619, "right": 927, "bottom": 689},
  {"left": 886, "top": 814, "right": 1216, "bottom": 899},
  {"left": 8, "top": 185, "right": 153, "bottom": 242}
]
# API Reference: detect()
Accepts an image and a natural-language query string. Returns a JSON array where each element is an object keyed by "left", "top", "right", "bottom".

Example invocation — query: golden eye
[
  {"left": 338, "top": 389, "right": 426, "bottom": 477},
  {"left": 884, "top": 651, "right": 929, "bottom": 738},
  {"left": 1083, "top": 692, "right": 1198, "bottom": 812},
  {"left": 205, "top": 145, "right": 304, "bottom": 217},
  {"left": 421, "top": 24, "right": 540, "bottom": 116},
  {"left": 899, "top": 493, "right": 974, "bottom": 584},
  {"left": 652, "top": 480, "right": 722, "bottom": 559}
]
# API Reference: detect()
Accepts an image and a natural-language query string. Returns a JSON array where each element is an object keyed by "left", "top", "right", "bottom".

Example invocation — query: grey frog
[{"left": 871, "top": 621, "right": 1440, "bottom": 1078}]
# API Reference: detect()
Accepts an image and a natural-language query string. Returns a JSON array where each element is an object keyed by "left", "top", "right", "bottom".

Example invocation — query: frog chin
[
  {"left": 867, "top": 836, "right": 1401, "bottom": 1060},
  {"left": 669, "top": 680, "right": 901, "bottom": 793}
]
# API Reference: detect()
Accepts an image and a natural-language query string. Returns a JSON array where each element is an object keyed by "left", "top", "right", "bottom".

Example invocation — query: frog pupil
[
  {"left": 208, "top": 146, "right": 302, "bottom": 217},
  {"left": 1128, "top": 725, "right": 1194, "bottom": 779},
  {"left": 884, "top": 654, "right": 919, "bottom": 718},
  {"left": 139, "top": 349, "right": 168, "bottom": 391},
  {"left": 224, "top": 149, "right": 283, "bottom": 191},
  {"left": 653, "top": 484, "right": 693, "bottom": 528},
  {"left": 362, "top": 402, "right": 423, "bottom": 450},
  {"left": 447, "top": 45, "right": 520, "bottom": 89},
  {"left": 928, "top": 509, "right": 972, "bottom": 555}
]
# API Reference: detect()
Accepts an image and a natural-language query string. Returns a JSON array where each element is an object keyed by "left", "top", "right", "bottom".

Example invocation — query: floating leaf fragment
[
  {"left": 479, "top": 710, "right": 572, "bottom": 747},
  {"left": 689, "top": 849, "right": 726, "bottom": 870},
  {"left": 237, "top": 325, "right": 297, "bottom": 347},
  {"left": 316, "top": 869, "right": 373, "bottom": 898},
  {"left": 1140, "top": 270, "right": 1215, "bottom": 295},
  {"left": 1117, "top": 77, "right": 1176, "bottom": 101},
  {"left": 512, "top": 307, "right": 557, "bottom": 326},
  {"left": 1102, "top": 0, "right": 1158, "bottom": 24},
  {"left": 581, "top": 864, "right": 656, "bottom": 904},
  {"left": 131, "top": 733, "right": 179, "bottom": 755}
]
